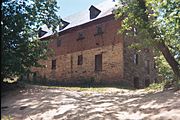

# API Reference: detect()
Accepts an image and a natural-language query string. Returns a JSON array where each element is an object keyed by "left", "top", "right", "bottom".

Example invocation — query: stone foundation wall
[
  {"left": 123, "top": 36, "right": 158, "bottom": 88},
  {"left": 32, "top": 43, "right": 124, "bottom": 85}
]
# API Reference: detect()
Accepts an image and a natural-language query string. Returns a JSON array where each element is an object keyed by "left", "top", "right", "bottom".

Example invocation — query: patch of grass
[
  {"left": 1, "top": 115, "right": 13, "bottom": 120},
  {"left": 46, "top": 86, "right": 108, "bottom": 93},
  {"left": 145, "top": 82, "right": 165, "bottom": 92}
]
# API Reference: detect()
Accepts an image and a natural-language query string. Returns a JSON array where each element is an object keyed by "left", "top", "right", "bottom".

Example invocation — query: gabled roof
[{"left": 40, "top": 0, "right": 118, "bottom": 39}]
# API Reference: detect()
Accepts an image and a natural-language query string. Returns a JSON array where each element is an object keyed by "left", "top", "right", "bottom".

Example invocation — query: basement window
[
  {"left": 51, "top": 59, "right": 56, "bottom": 70},
  {"left": 57, "top": 39, "right": 61, "bottom": 47},
  {"left": 95, "top": 54, "right": 102, "bottom": 71},
  {"left": 77, "top": 55, "right": 83, "bottom": 65}
]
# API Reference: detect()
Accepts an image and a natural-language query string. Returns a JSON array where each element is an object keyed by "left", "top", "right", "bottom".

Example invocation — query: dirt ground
[{"left": 1, "top": 85, "right": 180, "bottom": 120}]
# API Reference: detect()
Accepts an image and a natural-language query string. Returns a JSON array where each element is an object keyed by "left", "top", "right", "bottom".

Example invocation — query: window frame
[
  {"left": 77, "top": 55, "right": 83, "bottom": 65},
  {"left": 94, "top": 26, "right": 104, "bottom": 36},
  {"left": 77, "top": 32, "right": 85, "bottom": 41},
  {"left": 51, "top": 59, "right": 56, "bottom": 70},
  {"left": 95, "top": 54, "right": 102, "bottom": 71},
  {"left": 133, "top": 54, "right": 138, "bottom": 65}
]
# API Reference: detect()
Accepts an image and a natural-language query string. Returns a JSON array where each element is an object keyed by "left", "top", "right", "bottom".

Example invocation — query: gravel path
[{"left": 1, "top": 86, "right": 180, "bottom": 120}]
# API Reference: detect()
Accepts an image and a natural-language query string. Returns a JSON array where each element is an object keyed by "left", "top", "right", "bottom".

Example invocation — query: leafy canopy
[
  {"left": 115, "top": 0, "right": 180, "bottom": 77},
  {"left": 1, "top": 0, "right": 60, "bottom": 79}
]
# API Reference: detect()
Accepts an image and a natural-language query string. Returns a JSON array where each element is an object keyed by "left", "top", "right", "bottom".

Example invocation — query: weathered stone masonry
[{"left": 31, "top": 1, "right": 157, "bottom": 88}]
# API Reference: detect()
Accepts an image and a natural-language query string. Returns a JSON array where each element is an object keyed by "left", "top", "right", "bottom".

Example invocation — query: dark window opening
[
  {"left": 77, "top": 32, "right": 85, "bottom": 41},
  {"left": 59, "top": 19, "right": 70, "bottom": 30},
  {"left": 154, "top": 78, "right": 158, "bottom": 83},
  {"left": 57, "top": 39, "right": 61, "bottom": 47},
  {"left": 52, "top": 59, "right": 56, "bottom": 70},
  {"left": 154, "top": 61, "right": 156, "bottom": 69},
  {"left": 134, "top": 77, "right": 140, "bottom": 89},
  {"left": 33, "top": 72, "right": 37, "bottom": 80},
  {"left": 89, "top": 5, "right": 101, "bottom": 19},
  {"left": 133, "top": 54, "right": 138, "bottom": 65},
  {"left": 38, "top": 28, "right": 47, "bottom": 37},
  {"left": 145, "top": 60, "right": 150, "bottom": 74},
  {"left": 96, "top": 43, "right": 99, "bottom": 45},
  {"left": 78, "top": 55, "right": 83, "bottom": 65},
  {"left": 145, "top": 79, "right": 150, "bottom": 87},
  {"left": 95, "top": 54, "right": 102, "bottom": 71},
  {"left": 94, "top": 26, "right": 104, "bottom": 36}
]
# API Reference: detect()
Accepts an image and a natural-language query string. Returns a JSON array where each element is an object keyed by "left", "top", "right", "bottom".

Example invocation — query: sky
[{"left": 57, "top": 0, "right": 105, "bottom": 18}]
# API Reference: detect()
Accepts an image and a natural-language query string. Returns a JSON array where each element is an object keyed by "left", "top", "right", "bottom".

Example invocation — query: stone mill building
[{"left": 31, "top": 0, "right": 157, "bottom": 88}]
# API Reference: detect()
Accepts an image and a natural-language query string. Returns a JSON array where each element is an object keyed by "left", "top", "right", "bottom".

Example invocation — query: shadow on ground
[{"left": 1, "top": 85, "right": 180, "bottom": 120}]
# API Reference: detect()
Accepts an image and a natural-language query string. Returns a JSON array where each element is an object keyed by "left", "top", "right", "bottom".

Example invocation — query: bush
[{"left": 145, "top": 82, "right": 165, "bottom": 91}]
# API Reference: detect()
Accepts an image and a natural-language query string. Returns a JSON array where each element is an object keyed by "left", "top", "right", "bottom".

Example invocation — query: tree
[
  {"left": 1, "top": 0, "right": 60, "bottom": 81},
  {"left": 115, "top": 0, "right": 180, "bottom": 80}
]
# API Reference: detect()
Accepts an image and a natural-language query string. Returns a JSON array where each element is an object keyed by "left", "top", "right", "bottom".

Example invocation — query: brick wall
[
  {"left": 31, "top": 16, "right": 125, "bottom": 85},
  {"left": 31, "top": 15, "right": 157, "bottom": 87}
]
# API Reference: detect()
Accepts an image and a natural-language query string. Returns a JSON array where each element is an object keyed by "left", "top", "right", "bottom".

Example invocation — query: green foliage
[
  {"left": 155, "top": 53, "right": 174, "bottom": 80},
  {"left": 115, "top": 0, "right": 180, "bottom": 78},
  {"left": 1, "top": 115, "right": 13, "bottom": 120},
  {"left": 145, "top": 82, "right": 165, "bottom": 92},
  {"left": 1, "top": 0, "right": 60, "bottom": 80}
]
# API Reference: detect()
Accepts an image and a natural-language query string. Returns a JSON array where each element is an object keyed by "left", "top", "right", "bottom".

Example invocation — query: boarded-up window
[
  {"left": 52, "top": 59, "right": 56, "bottom": 70},
  {"left": 133, "top": 54, "right": 138, "bottom": 65},
  {"left": 57, "top": 39, "right": 61, "bottom": 47},
  {"left": 134, "top": 77, "right": 140, "bottom": 89},
  {"left": 94, "top": 26, "right": 103, "bottom": 36},
  {"left": 78, "top": 55, "right": 83, "bottom": 65},
  {"left": 77, "top": 32, "right": 85, "bottom": 41},
  {"left": 145, "top": 79, "right": 150, "bottom": 87},
  {"left": 95, "top": 54, "right": 102, "bottom": 71},
  {"left": 145, "top": 60, "right": 150, "bottom": 74}
]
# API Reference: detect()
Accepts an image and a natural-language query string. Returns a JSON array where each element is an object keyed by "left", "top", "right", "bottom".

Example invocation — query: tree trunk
[{"left": 157, "top": 42, "right": 180, "bottom": 79}]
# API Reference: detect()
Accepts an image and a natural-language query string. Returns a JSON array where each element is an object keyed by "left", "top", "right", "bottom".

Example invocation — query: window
[
  {"left": 89, "top": 5, "right": 101, "bottom": 19},
  {"left": 59, "top": 19, "right": 70, "bottom": 30},
  {"left": 154, "top": 61, "right": 156, "bottom": 69},
  {"left": 77, "top": 32, "right": 85, "bottom": 41},
  {"left": 94, "top": 26, "right": 103, "bottom": 36},
  {"left": 145, "top": 60, "right": 150, "bottom": 74},
  {"left": 38, "top": 28, "right": 47, "bottom": 37},
  {"left": 95, "top": 54, "right": 102, "bottom": 71},
  {"left": 33, "top": 72, "right": 37, "bottom": 80},
  {"left": 133, "top": 54, "right": 138, "bottom": 65},
  {"left": 77, "top": 55, "right": 83, "bottom": 65},
  {"left": 57, "top": 39, "right": 61, "bottom": 47},
  {"left": 51, "top": 59, "right": 56, "bottom": 70}
]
